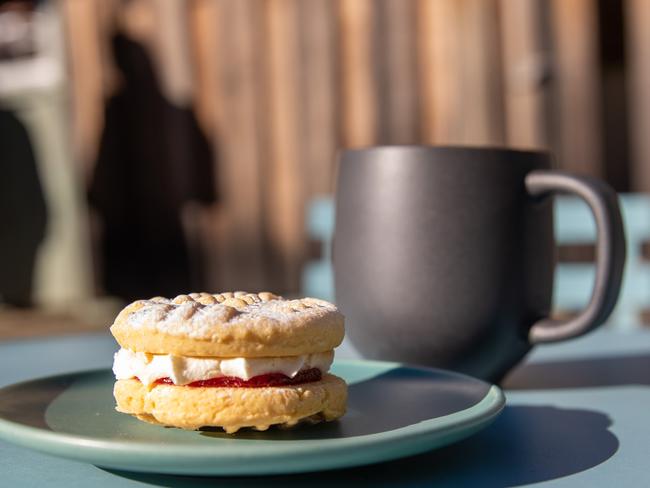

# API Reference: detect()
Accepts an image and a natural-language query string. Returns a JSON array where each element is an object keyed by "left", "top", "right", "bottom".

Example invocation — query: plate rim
[{"left": 0, "top": 360, "right": 505, "bottom": 474}]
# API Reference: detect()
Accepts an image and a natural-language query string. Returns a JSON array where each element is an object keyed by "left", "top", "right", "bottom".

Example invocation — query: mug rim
[{"left": 339, "top": 144, "right": 551, "bottom": 159}]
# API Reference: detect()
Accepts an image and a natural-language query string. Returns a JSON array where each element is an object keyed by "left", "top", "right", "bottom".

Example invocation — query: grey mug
[{"left": 333, "top": 146, "right": 626, "bottom": 382}]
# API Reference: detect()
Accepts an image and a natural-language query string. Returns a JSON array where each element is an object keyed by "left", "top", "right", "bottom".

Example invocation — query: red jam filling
[{"left": 147, "top": 367, "right": 322, "bottom": 388}]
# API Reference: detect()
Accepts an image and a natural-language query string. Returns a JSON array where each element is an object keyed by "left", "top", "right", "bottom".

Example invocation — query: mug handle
[{"left": 525, "top": 170, "right": 626, "bottom": 343}]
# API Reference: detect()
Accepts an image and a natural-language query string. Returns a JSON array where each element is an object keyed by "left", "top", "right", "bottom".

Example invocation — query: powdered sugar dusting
[{"left": 117, "top": 292, "right": 342, "bottom": 340}]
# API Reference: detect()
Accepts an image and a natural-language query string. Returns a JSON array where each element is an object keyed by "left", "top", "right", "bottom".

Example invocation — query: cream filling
[{"left": 112, "top": 348, "right": 334, "bottom": 386}]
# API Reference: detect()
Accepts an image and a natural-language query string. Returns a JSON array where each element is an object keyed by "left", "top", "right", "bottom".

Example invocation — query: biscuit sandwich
[{"left": 110, "top": 292, "right": 347, "bottom": 433}]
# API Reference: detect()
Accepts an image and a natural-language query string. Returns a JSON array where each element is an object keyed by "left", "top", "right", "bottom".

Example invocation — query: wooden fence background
[{"left": 59, "top": 0, "right": 648, "bottom": 295}]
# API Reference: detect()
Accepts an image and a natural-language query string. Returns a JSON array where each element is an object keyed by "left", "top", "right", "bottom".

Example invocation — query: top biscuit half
[{"left": 110, "top": 292, "right": 345, "bottom": 358}]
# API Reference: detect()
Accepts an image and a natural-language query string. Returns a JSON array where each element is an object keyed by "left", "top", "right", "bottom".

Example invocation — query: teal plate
[{"left": 0, "top": 360, "right": 504, "bottom": 476}]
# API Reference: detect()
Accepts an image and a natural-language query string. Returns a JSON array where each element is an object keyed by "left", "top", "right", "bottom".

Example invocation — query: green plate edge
[{"left": 0, "top": 359, "right": 506, "bottom": 476}]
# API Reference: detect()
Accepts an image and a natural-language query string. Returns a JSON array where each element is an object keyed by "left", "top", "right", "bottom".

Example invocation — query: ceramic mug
[{"left": 333, "top": 146, "right": 626, "bottom": 382}]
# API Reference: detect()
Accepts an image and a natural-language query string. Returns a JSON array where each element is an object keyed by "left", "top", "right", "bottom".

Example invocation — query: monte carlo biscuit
[{"left": 110, "top": 292, "right": 347, "bottom": 433}]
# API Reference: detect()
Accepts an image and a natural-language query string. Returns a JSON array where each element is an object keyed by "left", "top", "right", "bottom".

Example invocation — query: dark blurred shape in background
[
  {"left": 89, "top": 33, "right": 216, "bottom": 302},
  {"left": 0, "top": 108, "right": 47, "bottom": 307}
]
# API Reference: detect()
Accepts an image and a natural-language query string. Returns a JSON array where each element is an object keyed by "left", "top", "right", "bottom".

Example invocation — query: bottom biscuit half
[{"left": 113, "top": 373, "right": 347, "bottom": 433}]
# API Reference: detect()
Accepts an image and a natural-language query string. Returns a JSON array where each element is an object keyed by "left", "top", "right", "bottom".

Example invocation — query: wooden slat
[
  {"left": 186, "top": 0, "right": 224, "bottom": 292},
  {"left": 94, "top": 0, "right": 120, "bottom": 97},
  {"left": 210, "top": 0, "right": 266, "bottom": 291},
  {"left": 264, "top": 0, "right": 305, "bottom": 293},
  {"left": 417, "top": 0, "right": 460, "bottom": 143},
  {"left": 188, "top": 0, "right": 221, "bottom": 138},
  {"left": 558, "top": 244, "right": 596, "bottom": 262},
  {"left": 499, "top": 0, "right": 549, "bottom": 149},
  {"left": 418, "top": 0, "right": 504, "bottom": 144},
  {"left": 0, "top": 309, "right": 105, "bottom": 339},
  {"left": 460, "top": 0, "right": 505, "bottom": 144},
  {"left": 298, "top": 0, "right": 339, "bottom": 195},
  {"left": 377, "top": 0, "right": 419, "bottom": 144},
  {"left": 151, "top": 0, "right": 194, "bottom": 106},
  {"left": 338, "top": 0, "right": 379, "bottom": 147},
  {"left": 549, "top": 0, "right": 603, "bottom": 175},
  {"left": 626, "top": 0, "right": 650, "bottom": 191},
  {"left": 60, "top": 0, "right": 105, "bottom": 176}
]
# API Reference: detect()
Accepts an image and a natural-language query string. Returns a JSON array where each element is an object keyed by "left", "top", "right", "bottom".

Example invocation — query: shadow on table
[
  {"left": 102, "top": 404, "right": 618, "bottom": 488},
  {"left": 504, "top": 353, "right": 650, "bottom": 390}
]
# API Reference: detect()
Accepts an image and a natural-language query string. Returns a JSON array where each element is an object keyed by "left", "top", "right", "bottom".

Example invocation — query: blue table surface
[{"left": 1, "top": 329, "right": 649, "bottom": 487}]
